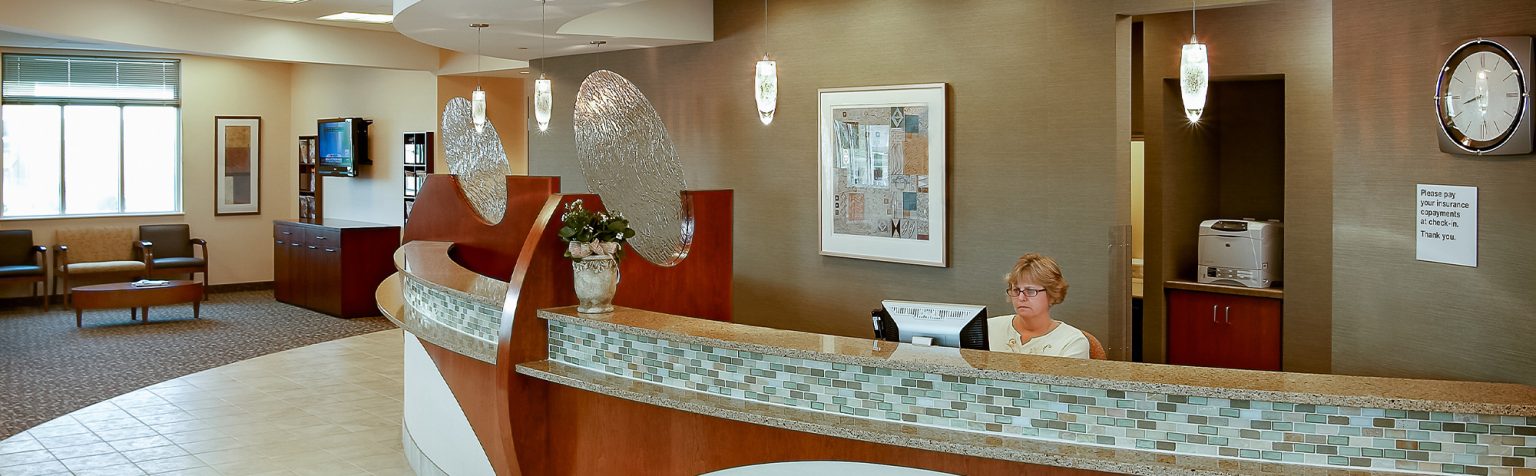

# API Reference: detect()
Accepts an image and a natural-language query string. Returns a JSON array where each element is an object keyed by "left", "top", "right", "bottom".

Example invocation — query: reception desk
[{"left": 383, "top": 239, "right": 1536, "bottom": 476}]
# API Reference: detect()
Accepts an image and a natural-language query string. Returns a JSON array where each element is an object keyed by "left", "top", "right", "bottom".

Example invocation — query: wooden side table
[{"left": 71, "top": 280, "right": 204, "bottom": 327}]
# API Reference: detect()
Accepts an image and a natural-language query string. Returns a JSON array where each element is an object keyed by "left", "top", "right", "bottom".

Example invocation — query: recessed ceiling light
[
  {"left": 317, "top": 12, "right": 394, "bottom": 24},
  {"left": 253, "top": 0, "right": 309, "bottom": 4}
]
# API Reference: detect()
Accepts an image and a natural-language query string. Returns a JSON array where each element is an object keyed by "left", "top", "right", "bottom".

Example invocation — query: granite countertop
[
  {"left": 398, "top": 241, "right": 508, "bottom": 308},
  {"left": 276, "top": 217, "right": 399, "bottom": 229},
  {"left": 517, "top": 360, "right": 1332, "bottom": 476},
  {"left": 376, "top": 272, "right": 404, "bottom": 327},
  {"left": 537, "top": 306, "right": 1536, "bottom": 416},
  {"left": 1165, "top": 279, "right": 1284, "bottom": 299}
]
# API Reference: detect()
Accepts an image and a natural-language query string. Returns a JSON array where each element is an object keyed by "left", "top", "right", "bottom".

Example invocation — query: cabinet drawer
[{"left": 308, "top": 229, "right": 341, "bottom": 246}]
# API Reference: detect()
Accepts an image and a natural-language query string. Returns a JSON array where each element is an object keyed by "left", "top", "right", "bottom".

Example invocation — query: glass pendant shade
[
  {"left": 1179, "top": 37, "right": 1209, "bottom": 123},
  {"left": 534, "top": 74, "right": 552, "bottom": 132},
  {"left": 754, "top": 57, "right": 777, "bottom": 125},
  {"left": 471, "top": 87, "right": 487, "bottom": 131}
]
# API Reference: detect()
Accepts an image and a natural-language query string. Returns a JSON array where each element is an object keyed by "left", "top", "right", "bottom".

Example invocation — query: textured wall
[
  {"left": 436, "top": 76, "right": 527, "bottom": 175},
  {"left": 1332, "top": 0, "right": 1536, "bottom": 385},
  {"left": 1139, "top": 1, "right": 1334, "bottom": 373},
  {"left": 529, "top": 1, "right": 1136, "bottom": 343}
]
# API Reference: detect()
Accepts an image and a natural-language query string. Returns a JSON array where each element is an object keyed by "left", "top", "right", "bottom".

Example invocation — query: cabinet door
[
  {"left": 310, "top": 237, "right": 343, "bottom": 317},
  {"left": 1219, "top": 295, "right": 1282, "bottom": 371},
  {"left": 274, "top": 226, "right": 293, "bottom": 303},
  {"left": 1167, "top": 290, "right": 1230, "bottom": 368}
]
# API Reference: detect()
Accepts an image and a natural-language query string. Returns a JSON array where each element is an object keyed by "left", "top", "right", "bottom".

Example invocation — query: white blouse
[{"left": 986, "top": 316, "right": 1091, "bottom": 359}]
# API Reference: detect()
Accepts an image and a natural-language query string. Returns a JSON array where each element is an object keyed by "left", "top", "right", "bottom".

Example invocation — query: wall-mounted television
[{"left": 316, "top": 117, "right": 372, "bottom": 177}]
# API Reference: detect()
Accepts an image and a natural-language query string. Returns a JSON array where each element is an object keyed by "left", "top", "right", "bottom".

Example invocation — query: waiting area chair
[
  {"left": 55, "top": 226, "right": 148, "bottom": 308},
  {"left": 137, "top": 224, "right": 208, "bottom": 300},
  {"left": 0, "top": 230, "right": 49, "bottom": 310}
]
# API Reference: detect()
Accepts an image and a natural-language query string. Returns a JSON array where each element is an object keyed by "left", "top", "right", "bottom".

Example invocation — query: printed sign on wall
[{"left": 1415, "top": 184, "right": 1477, "bottom": 267}]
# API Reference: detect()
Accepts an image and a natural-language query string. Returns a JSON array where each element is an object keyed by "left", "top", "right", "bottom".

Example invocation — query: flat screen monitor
[
  {"left": 316, "top": 117, "right": 371, "bottom": 177},
  {"left": 872, "top": 300, "right": 988, "bottom": 350}
]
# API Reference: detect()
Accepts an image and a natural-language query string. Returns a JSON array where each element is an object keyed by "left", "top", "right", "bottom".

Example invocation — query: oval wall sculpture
[
  {"left": 573, "top": 70, "right": 690, "bottom": 267},
  {"left": 442, "top": 97, "right": 512, "bottom": 224}
]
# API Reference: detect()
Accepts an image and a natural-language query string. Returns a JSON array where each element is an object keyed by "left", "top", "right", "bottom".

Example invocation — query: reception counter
[
  {"left": 382, "top": 178, "right": 1536, "bottom": 476},
  {"left": 384, "top": 240, "right": 1536, "bottom": 476}
]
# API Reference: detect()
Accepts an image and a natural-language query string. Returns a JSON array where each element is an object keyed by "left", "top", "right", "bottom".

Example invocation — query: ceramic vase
[{"left": 572, "top": 254, "right": 619, "bottom": 313}]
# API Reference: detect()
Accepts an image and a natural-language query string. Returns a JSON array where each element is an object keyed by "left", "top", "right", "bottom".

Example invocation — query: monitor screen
[
  {"left": 873, "top": 300, "right": 988, "bottom": 350},
  {"left": 317, "top": 119, "right": 353, "bottom": 168}
]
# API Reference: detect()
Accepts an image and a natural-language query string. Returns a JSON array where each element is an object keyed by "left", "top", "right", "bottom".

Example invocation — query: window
[{"left": 1, "top": 54, "right": 181, "bottom": 218}]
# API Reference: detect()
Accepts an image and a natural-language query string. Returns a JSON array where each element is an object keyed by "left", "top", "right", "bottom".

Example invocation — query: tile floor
[{"left": 0, "top": 329, "right": 407, "bottom": 476}]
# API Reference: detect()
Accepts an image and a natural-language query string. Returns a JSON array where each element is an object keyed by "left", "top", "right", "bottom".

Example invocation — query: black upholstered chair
[
  {"left": 137, "top": 224, "right": 208, "bottom": 299},
  {"left": 0, "top": 230, "right": 49, "bottom": 310}
]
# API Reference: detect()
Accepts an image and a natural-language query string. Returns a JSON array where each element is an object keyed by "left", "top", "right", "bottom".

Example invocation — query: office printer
[{"left": 1197, "top": 219, "right": 1282, "bottom": 288}]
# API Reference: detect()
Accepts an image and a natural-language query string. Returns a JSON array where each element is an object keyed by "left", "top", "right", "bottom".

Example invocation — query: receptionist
[{"left": 988, "top": 253, "right": 1091, "bottom": 359}]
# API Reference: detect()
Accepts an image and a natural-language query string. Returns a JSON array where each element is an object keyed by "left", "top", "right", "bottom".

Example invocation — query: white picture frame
[
  {"left": 214, "top": 116, "right": 261, "bottom": 216},
  {"left": 818, "top": 83, "right": 947, "bottom": 267}
]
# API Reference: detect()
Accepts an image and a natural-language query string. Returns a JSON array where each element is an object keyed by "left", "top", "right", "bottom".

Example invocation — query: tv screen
[{"left": 316, "top": 118, "right": 371, "bottom": 176}]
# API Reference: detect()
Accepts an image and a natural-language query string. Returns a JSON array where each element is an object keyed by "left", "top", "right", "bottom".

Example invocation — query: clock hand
[{"left": 1462, "top": 93, "right": 1484, "bottom": 105}]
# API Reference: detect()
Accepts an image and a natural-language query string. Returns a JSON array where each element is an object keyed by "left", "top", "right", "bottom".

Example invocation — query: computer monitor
[{"left": 872, "top": 300, "right": 988, "bottom": 350}]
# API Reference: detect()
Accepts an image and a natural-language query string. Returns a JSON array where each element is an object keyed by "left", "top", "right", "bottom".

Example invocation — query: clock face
[{"left": 1436, "top": 40, "right": 1529, "bottom": 152}]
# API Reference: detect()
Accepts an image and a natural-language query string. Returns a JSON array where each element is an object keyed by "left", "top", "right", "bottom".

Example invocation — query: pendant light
[
  {"left": 534, "top": 0, "right": 552, "bottom": 132},
  {"left": 753, "top": 0, "right": 777, "bottom": 125},
  {"left": 471, "top": 23, "right": 489, "bottom": 132},
  {"left": 1179, "top": 0, "right": 1208, "bottom": 123}
]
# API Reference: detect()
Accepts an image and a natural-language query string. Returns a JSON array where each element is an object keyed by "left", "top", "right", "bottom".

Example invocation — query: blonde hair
[{"left": 1004, "top": 253, "right": 1068, "bottom": 305}]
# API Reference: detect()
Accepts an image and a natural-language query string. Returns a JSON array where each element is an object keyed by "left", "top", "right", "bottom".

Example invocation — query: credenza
[{"left": 273, "top": 219, "right": 398, "bottom": 318}]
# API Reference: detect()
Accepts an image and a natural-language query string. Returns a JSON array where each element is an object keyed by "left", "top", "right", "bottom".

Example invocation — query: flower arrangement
[{"left": 557, "top": 199, "right": 637, "bottom": 260}]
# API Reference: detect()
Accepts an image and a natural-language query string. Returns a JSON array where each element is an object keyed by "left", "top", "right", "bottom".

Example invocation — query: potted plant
[{"left": 558, "top": 199, "right": 636, "bottom": 313}]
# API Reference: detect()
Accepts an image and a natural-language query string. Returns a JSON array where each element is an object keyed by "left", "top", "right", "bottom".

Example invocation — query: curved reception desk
[
  {"left": 383, "top": 242, "right": 1536, "bottom": 476},
  {"left": 381, "top": 176, "right": 1536, "bottom": 476}
]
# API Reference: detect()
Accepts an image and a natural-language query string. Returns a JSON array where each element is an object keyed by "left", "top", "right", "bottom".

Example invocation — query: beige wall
[
  {"left": 290, "top": 64, "right": 439, "bottom": 226},
  {"left": 529, "top": 1, "right": 1133, "bottom": 342},
  {"left": 436, "top": 76, "right": 528, "bottom": 175},
  {"left": 1139, "top": 1, "right": 1334, "bottom": 373},
  {"left": 0, "top": 49, "right": 292, "bottom": 294},
  {"left": 1332, "top": 0, "right": 1536, "bottom": 385}
]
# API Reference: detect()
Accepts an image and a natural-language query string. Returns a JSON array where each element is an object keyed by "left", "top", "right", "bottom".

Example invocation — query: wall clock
[{"left": 1435, "top": 36, "right": 1533, "bottom": 155}]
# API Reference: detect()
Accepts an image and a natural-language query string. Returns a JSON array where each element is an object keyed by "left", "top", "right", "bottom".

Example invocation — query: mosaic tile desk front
[{"left": 537, "top": 307, "right": 1536, "bottom": 476}]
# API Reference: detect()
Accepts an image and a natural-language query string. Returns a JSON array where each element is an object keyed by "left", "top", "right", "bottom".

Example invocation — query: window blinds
[{"left": 2, "top": 54, "right": 180, "bottom": 105}]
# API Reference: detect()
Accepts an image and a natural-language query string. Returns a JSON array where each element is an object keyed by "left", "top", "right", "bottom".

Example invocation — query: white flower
[{"left": 567, "top": 241, "right": 592, "bottom": 258}]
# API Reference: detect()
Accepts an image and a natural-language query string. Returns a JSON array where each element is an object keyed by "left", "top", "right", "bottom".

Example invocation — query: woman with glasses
[{"left": 988, "top": 253, "right": 1090, "bottom": 358}]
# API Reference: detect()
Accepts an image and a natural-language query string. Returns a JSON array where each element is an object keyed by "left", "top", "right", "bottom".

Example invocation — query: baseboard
[{"left": 0, "top": 281, "right": 274, "bottom": 307}]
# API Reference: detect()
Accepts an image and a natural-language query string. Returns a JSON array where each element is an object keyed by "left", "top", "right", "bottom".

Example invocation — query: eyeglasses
[{"left": 1005, "top": 287, "right": 1046, "bottom": 298}]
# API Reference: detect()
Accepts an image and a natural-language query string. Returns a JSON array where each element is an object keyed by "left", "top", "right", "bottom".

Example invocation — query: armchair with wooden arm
[
  {"left": 0, "top": 230, "right": 50, "bottom": 310},
  {"left": 138, "top": 224, "right": 209, "bottom": 300},
  {"left": 54, "top": 226, "right": 148, "bottom": 307}
]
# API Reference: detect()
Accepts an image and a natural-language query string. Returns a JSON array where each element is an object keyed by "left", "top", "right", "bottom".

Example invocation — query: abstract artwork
[
  {"left": 214, "top": 116, "right": 260, "bottom": 216},
  {"left": 819, "top": 84, "right": 947, "bottom": 266},
  {"left": 574, "top": 70, "right": 690, "bottom": 267},
  {"left": 442, "top": 97, "right": 512, "bottom": 224}
]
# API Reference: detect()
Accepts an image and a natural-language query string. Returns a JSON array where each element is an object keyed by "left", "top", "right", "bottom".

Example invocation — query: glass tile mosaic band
[
  {"left": 548, "top": 321, "right": 1536, "bottom": 475},
  {"left": 403, "top": 276, "right": 500, "bottom": 344}
]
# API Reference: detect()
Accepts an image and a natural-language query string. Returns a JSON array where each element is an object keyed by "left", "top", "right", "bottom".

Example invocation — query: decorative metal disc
[
  {"left": 442, "top": 97, "right": 511, "bottom": 223},
  {"left": 574, "top": 70, "right": 689, "bottom": 266}
]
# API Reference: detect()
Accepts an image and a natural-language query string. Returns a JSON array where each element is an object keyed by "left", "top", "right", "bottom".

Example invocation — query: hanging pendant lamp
[
  {"left": 754, "top": 0, "right": 777, "bottom": 125},
  {"left": 471, "top": 23, "right": 489, "bottom": 132},
  {"left": 1179, "top": 1, "right": 1208, "bottom": 123},
  {"left": 534, "top": 1, "right": 553, "bottom": 132}
]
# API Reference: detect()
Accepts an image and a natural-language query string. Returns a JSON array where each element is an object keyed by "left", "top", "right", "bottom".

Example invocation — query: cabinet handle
[
  {"left": 291, "top": 242, "right": 301, "bottom": 247},
  {"left": 1224, "top": 306, "right": 1230, "bottom": 324},
  {"left": 307, "top": 245, "right": 317, "bottom": 250},
  {"left": 1211, "top": 304, "right": 1217, "bottom": 323},
  {"left": 275, "top": 240, "right": 284, "bottom": 245},
  {"left": 324, "top": 248, "right": 336, "bottom": 253},
  {"left": 315, "top": 235, "right": 327, "bottom": 240},
  {"left": 280, "top": 231, "right": 292, "bottom": 235}
]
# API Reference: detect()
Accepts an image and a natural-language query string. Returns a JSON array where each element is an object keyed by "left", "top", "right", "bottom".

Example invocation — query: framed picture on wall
[
  {"left": 817, "top": 83, "right": 948, "bottom": 267},
  {"left": 214, "top": 116, "right": 262, "bottom": 216}
]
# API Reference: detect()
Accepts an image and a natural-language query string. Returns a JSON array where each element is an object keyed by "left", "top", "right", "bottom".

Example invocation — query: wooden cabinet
[
  {"left": 273, "top": 219, "right": 399, "bottom": 318},
  {"left": 1167, "top": 288, "right": 1281, "bottom": 371}
]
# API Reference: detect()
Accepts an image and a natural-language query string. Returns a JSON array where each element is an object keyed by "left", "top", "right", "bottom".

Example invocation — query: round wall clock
[{"left": 1435, "top": 36, "right": 1533, "bottom": 156}]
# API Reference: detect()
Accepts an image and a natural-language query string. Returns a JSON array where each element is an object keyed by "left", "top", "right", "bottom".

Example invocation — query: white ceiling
[{"left": 149, "top": 0, "right": 398, "bottom": 32}]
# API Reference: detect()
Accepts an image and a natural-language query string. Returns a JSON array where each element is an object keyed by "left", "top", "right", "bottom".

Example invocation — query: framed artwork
[
  {"left": 214, "top": 116, "right": 261, "bottom": 216},
  {"left": 818, "top": 83, "right": 947, "bottom": 267}
]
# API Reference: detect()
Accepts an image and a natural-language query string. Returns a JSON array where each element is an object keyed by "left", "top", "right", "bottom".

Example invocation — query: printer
[{"left": 1197, "top": 219, "right": 1282, "bottom": 288}]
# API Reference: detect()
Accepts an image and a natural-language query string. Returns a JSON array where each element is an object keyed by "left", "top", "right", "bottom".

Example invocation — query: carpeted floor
[{"left": 0, "top": 289, "right": 396, "bottom": 441}]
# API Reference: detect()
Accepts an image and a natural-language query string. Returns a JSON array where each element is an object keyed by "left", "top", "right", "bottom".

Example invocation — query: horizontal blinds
[{"left": 2, "top": 54, "right": 180, "bottom": 105}]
